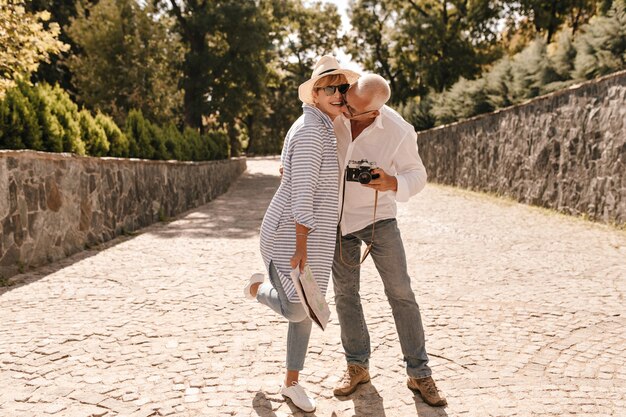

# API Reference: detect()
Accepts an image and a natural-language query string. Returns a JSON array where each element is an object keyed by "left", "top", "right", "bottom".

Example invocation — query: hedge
[{"left": 0, "top": 82, "right": 229, "bottom": 161}]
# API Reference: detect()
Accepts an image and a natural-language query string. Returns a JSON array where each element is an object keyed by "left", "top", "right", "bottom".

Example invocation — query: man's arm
[
  {"left": 368, "top": 130, "right": 426, "bottom": 202},
  {"left": 394, "top": 130, "right": 427, "bottom": 202}
]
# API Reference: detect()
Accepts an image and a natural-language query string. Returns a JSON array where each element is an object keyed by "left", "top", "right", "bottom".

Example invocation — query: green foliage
[
  {"left": 244, "top": 0, "right": 344, "bottom": 155},
  {"left": 121, "top": 109, "right": 226, "bottom": 161},
  {"left": 66, "top": 0, "right": 184, "bottom": 126},
  {"left": 206, "top": 130, "right": 229, "bottom": 160},
  {"left": 396, "top": 98, "right": 436, "bottom": 132},
  {"left": 422, "top": 1, "right": 626, "bottom": 127},
  {"left": 0, "top": 83, "right": 43, "bottom": 150},
  {"left": 515, "top": 0, "right": 602, "bottom": 43},
  {"left": 162, "top": 123, "right": 184, "bottom": 161},
  {"left": 125, "top": 109, "right": 153, "bottom": 160},
  {"left": 0, "top": 0, "right": 68, "bottom": 98},
  {"left": 38, "top": 83, "right": 85, "bottom": 155},
  {"left": 0, "top": 80, "right": 226, "bottom": 161},
  {"left": 26, "top": 0, "right": 97, "bottom": 90},
  {"left": 148, "top": 123, "right": 169, "bottom": 161},
  {"left": 484, "top": 58, "right": 516, "bottom": 109},
  {"left": 78, "top": 109, "right": 109, "bottom": 157},
  {"left": 433, "top": 77, "right": 494, "bottom": 125},
  {"left": 510, "top": 38, "right": 561, "bottom": 99},
  {"left": 574, "top": 2, "right": 626, "bottom": 79},
  {"left": 182, "top": 127, "right": 203, "bottom": 161},
  {"left": 347, "top": 0, "right": 504, "bottom": 103},
  {"left": 551, "top": 30, "right": 578, "bottom": 80},
  {"left": 21, "top": 82, "right": 63, "bottom": 152},
  {"left": 95, "top": 112, "right": 129, "bottom": 158}
]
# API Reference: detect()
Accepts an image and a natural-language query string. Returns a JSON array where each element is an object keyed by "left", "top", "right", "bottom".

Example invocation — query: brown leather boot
[
  {"left": 407, "top": 376, "right": 447, "bottom": 407},
  {"left": 333, "top": 364, "right": 370, "bottom": 396}
]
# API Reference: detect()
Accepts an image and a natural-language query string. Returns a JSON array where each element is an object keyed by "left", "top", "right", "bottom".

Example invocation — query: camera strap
[{"left": 337, "top": 174, "right": 378, "bottom": 267}]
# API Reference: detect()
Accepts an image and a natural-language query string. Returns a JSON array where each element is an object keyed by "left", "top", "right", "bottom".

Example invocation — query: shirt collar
[{"left": 302, "top": 103, "right": 334, "bottom": 130}]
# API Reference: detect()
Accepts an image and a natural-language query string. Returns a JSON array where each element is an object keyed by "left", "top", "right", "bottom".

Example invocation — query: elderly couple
[{"left": 243, "top": 55, "right": 446, "bottom": 412}]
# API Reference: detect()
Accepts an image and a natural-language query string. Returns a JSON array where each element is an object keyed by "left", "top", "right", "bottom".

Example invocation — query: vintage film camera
[{"left": 346, "top": 159, "right": 380, "bottom": 184}]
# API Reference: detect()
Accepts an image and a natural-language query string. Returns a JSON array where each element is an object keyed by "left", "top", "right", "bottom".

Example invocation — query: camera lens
[{"left": 358, "top": 171, "right": 372, "bottom": 184}]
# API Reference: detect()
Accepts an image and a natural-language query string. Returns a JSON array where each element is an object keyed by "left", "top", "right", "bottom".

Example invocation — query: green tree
[
  {"left": 0, "top": 83, "right": 43, "bottom": 150},
  {"left": 160, "top": 0, "right": 273, "bottom": 156},
  {"left": 574, "top": 2, "right": 626, "bottom": 79},
  {"left": 550, "top": 30, "right": 578, "bottom": 79},
  {"left": 125, "top": 109, "right": 153, "bottom": 159},
  {"left": 510, "top": 38, "right": 561, "bottom": 99},
  {"left": 347, "top": 0, "right": 504, "bottom": 102},
  {"left": 432, "top": 76, "right": 493, "bottom": 124},
  {"left": 162, "top": 122, "right": 184, "bottom": 160},
  {"left": 66, "top": 0, "right": 184, "bottom": 126},
  {"left": 79, "top": 109, "right": 110, "bottom": 156},
  {"left": 37, "top": 83, "right": 85, "bottom": 155},
  {"left": 245, "top": 0, "right": 344, "bottom": 155},
  {"left": 26, "top": 0, "right": 98, "bottom": 91},
  {"left": 0, "top": 0, "right": 68, "bottom": 98},
  {"left": 204, "top": 1, "right": 273, "bottom": 156},
  {"left": 95, "top": 112, "right": 130, "bottom": 157},
  {"left": 515, "top": 0, "right": 603, "bottom": 43},
  {"left": 396, "top": 97, "right": 436, "bottom": 131},
  {"left": 147, "top": 123, "right": 169, "bottom": 160}
]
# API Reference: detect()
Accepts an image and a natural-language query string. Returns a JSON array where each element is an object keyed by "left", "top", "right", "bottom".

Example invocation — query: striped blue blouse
[{"left": 259, "top": 104, "right": 340, "bottom": 302}]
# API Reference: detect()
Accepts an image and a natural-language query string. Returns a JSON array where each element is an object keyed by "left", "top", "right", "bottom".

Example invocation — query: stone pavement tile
[{"left": 1, "top": 158, "right": 625, "bottom": 417}]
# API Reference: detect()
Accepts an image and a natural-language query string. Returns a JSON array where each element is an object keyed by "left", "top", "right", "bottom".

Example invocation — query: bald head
[{"left": 350, "top": 74, "right": 391, "bottom": 111}]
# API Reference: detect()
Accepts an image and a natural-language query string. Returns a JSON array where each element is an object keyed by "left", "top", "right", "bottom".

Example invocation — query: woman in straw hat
[{"left": 243, "top": 55, "right": 360, "bottom": 412}]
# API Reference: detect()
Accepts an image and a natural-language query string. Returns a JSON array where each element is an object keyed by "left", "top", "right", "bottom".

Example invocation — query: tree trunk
[
  {"left": 182, "top": 33, "right": 209, "bottom": 131},
  {"left": 546, "top": 0, "right": 559, "bottom": 43}
]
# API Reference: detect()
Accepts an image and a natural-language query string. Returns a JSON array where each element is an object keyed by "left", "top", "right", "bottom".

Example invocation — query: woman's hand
[
  {"left": 291, "top": 223, "right": 310, "bottom": 272},
  {"left": 290, "top": 247, "right": 307, "bottom": 272}
]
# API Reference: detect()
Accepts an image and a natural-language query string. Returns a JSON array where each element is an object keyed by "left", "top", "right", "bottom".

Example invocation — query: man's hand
[
  {"left": 279, "top": 165, "right": 284, "bottom": 177},
  {"left": 363, "top": 168, "right": 397, "bottom": 192}
]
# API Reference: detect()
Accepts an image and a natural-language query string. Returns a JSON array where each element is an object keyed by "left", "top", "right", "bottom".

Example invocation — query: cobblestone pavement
[{"left": 1, "top": 157, "right": 625, "bottom": 417}]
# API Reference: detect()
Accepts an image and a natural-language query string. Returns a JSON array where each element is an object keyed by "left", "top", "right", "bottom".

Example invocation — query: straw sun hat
[{"left": 298, "top": 55, "right": 361, "bottom": 104}]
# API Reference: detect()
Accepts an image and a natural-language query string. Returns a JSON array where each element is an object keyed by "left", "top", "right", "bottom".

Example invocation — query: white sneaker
[
  {"left": 243, "top": 273, "right": 264, "bottom": 299},
  {"left": 281, "top": 382, "right": 316, "bottom": 412}
]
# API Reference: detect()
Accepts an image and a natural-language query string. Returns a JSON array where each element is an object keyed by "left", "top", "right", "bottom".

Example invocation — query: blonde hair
[
  {"left": 313, "top": 74, "right": 348, "bottom": 89},
  {"left": 352, "top": 74, "right": 391, "bottom": 110}
]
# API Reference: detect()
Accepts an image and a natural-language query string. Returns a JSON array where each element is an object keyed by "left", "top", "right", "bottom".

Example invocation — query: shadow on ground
[
  {"left": 150, "top": 171, "right": 280, "bottom": 240},
  {"left": 249, "top": 382, "right": 450, "bottom": 417},
  {"left": 1, "top": 168, "right": 280, "bottom": 292},
  {"left": 0, "top": 233, "right": 136, "bottom": 295}
]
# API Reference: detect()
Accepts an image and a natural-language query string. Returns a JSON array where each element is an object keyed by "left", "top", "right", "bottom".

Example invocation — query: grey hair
[{"left": 352, "top": 74, "right": 391, "bottom": 110}]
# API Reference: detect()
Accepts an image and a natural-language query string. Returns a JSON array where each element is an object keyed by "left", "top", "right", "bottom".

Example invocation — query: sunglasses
[{"left": 316, "top": 84, "right": 350, "bottom": 96}]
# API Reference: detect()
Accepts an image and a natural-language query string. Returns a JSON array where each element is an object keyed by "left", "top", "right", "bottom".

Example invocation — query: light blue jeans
[
  {"left": 332, "top": 218, "right": 432, "bottom": 379},
  {"left": 256, "top": 261, "right": 312, "bottom": 371}
]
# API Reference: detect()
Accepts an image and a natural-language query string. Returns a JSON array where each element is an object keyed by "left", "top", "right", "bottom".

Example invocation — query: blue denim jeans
[
  {"left": 256, "top": 261, "right": 312, "bottom": 371},
  {"left": 332, "top": 218, "right": 432, "bottom": 379}
]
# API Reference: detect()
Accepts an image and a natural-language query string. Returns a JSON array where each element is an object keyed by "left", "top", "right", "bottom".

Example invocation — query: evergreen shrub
[
  {"left": 0, "top": 83, "right": 42, "bottom": 150},
  {"left": 95, "top": 112, "right": 129, "bottom": 157},
  {"left": 0, "top": 83, "right": 230, "bottom": 161},
  {"left": 79, "top": 109, "right": 109, "bottom": 156}
]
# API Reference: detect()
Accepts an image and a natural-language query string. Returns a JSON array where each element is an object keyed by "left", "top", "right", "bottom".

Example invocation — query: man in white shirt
[{"left": 331, "top": 74, "right": 446, "bottom": 407}]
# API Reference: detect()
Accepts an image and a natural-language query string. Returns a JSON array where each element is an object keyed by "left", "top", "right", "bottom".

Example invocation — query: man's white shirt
[{"left": 333, "top": 105, "right": 427, "bottom": 235}]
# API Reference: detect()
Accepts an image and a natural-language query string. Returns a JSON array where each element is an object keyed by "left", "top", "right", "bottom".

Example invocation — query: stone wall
[
  {"left": 416, "top": 70, "right": 626, "bottom": 226},
  {"left": 0, "top": 151, "right": 246, "bottom": 279}
]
